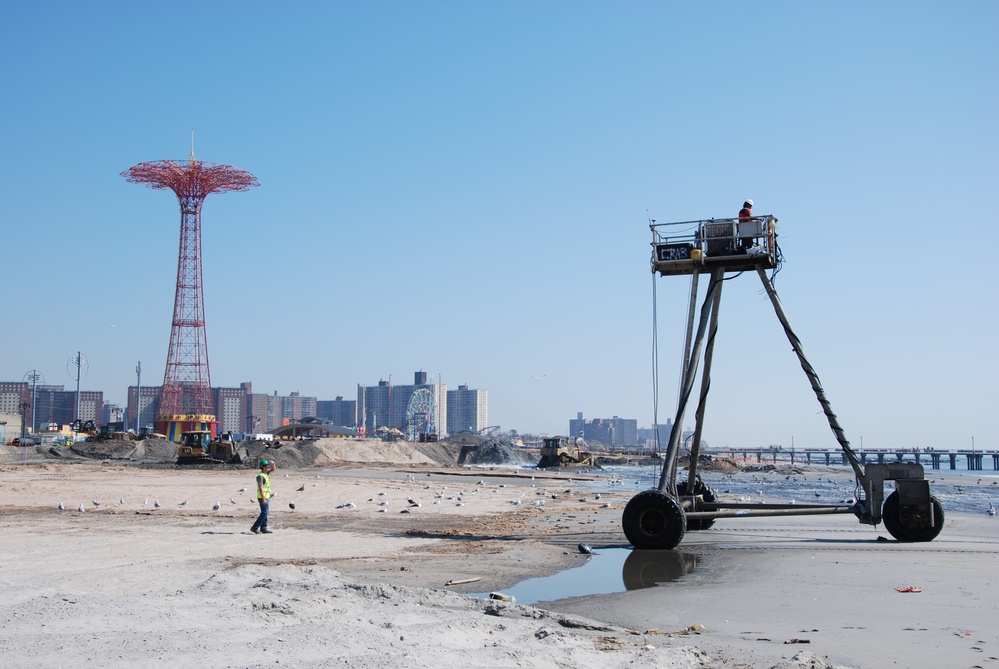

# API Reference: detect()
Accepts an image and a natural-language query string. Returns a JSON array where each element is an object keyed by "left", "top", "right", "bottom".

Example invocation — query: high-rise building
[
  {"left": 446, "top": 384, "right": 488, "bottom": 435},
  {"left": 23, "top": 385, "right": 104, "bottom": 428},
  {"left": 0, "top": 382, "right": 29, "bottom": 433},
  {"left": 0, "top": 382, "right": 29, "bottom": 424},
  {"left": 213, "top": 385, "right": 249, "bottom": 434},
  {"left": 244, "top": 387, "right": 318, "bottom": 432},
  {"left": 317, "top": 396, "right": 357, "bottom": 426},
  {"left": 569, "top": 413, "right": 638, "bottom": 448},
  {"left": 126, "top": 386, "right": 162, "bottom": 433}
]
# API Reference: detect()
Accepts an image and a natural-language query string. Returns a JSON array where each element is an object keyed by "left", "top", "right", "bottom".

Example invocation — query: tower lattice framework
[{"left": 122, "top": 151, "right": 258, "bottom": 432}]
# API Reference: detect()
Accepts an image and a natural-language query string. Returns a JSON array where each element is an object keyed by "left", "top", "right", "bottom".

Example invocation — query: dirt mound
[
  {"left": 7, "top": 436, "right": 473, "bottom": 469},
  {"left": 240, "top": 438, "right": 461, "bottom": 468},
  {"left": 679, "top": 454, "right": 743, "bottom": 473},
  {"left": 466, "top": 438, "right": 534, "bottom": 466},
  {"left": 68, "top": 438, "right": 177, "bottom": 463}
]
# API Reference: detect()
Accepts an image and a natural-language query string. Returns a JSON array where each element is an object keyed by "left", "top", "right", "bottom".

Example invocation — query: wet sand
[{"left": 1, "top": 462, "right": 995, "bottom": 668}]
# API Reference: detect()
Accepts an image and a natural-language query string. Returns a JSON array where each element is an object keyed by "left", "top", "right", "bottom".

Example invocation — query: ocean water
[{"left": 579, "top": 463, "right": 999, "bottom": 516}]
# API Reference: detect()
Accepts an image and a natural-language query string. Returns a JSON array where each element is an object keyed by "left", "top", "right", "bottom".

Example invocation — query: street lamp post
[{"left": 23, "top": 370, "right": 43, "bottom": 434}]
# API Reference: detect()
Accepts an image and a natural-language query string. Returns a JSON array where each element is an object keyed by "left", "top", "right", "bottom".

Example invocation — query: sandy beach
[{"left": 1, "top": 458, "right": 996, "bottom": 668}]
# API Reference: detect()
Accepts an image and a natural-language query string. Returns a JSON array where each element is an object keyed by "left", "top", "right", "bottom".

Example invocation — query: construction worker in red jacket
[{"left": 738, "top": 199, "right": 754, "bottom": 251}]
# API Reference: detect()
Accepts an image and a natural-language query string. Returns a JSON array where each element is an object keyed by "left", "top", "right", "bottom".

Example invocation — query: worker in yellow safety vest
[{"left": 250, "top": 459, "right": 275, "bottom": 534}]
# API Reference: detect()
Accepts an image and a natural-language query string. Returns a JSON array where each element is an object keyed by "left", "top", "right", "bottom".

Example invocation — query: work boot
[
  {"left": 260, "top": 528, "right": 273, "bottom": 534},
  {"left": 251, "top": 527, "right": 260, "bottom": 534}
]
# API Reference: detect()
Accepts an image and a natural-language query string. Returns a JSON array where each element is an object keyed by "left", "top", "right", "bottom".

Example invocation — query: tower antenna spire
[{"left": 190, "top": 129, "right": 195, "bottom": 162}]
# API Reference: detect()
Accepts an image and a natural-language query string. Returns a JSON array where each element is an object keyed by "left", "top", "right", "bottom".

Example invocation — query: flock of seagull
[
  {"left": 54, "top": 468, "right": 999, "bottom": 517},
  {"left": 55, "top": 471, "right": 614, "bottom": 516}
]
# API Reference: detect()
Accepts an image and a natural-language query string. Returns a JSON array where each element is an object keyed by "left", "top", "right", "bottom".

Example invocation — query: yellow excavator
[
  {"left": 537, "top": 436, "right": 595, "bottom": 468},
  {"left": 175, "top": 430, "right": 246, "bottom": 465}
]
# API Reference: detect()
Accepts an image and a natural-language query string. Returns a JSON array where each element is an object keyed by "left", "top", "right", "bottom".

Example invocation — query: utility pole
[
  {"left": 69, "top": 352, "right": 85, "bottom": 438},
  {"left": 135, "top": 361, "right": 142, "bottom": 434}
]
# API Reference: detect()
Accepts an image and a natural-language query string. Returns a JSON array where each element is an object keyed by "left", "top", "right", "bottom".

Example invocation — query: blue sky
[{"left": 1, "top": 2, "right": 995, "bottom": 450}]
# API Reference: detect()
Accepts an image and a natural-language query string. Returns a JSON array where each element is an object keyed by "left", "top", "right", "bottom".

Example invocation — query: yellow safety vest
[{"left": 256, "top": 471, "right": 271, "bottom": 499}]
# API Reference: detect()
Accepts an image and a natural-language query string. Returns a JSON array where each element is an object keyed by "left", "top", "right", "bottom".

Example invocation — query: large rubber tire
[
  {"left": 882, "top": 491, "right": 945, "bottom": 542},
  {"left": 677, "top": 479, "right": 717, "bottom": 531},
  {"left": 622, "top": 489, "right": 686, "bottom": 550}
]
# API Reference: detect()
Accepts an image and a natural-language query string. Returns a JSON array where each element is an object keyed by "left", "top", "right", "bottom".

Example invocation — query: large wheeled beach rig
[{"left": 622, "top": 214, "right": 944, "bottom": 550}]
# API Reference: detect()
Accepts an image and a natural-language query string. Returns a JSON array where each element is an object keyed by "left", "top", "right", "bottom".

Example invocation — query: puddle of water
[{"left": 470, "top": 548, "right": 699, "bottom": 606}]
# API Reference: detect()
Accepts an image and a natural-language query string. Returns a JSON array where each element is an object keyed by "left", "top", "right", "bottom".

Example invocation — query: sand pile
[
  {"left": 465, "top": 438, "right": 534, "bottom": 466},
  {"left": 678, "top": 454, "right": 742, "bottom": 473},
  {"left": 68, "top": 438, "right": 178, "bottom": 462},
  {"left": 244, "top": 438, "right": 462, "bottom": 468},
  {"left": 9, "top": 437, "right": 469, "bottom": 469}
]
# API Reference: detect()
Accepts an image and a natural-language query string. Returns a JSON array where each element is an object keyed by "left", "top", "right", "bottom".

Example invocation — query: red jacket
[{"left": 738, "top": 207, "right": 753, "bottom": 223}]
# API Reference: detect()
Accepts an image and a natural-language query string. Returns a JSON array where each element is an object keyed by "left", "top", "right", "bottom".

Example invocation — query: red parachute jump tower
[{"left": 122, "top": 145, "right": 259, "bottom": 441}]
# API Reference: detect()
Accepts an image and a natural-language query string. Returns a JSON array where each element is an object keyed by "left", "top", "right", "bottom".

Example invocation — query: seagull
[
  {"left": 238, "top": 487, "right": 247, "bottom": 493},
  {"left": 154, "top": 500, "right": 160, "bottom": 508},
  {"left": 212, "top": 502, "right": 221, "bottom": 512},
  {"left": 119, "top": 498, "right": 126, "bottom": 505},
  {"left": 296, "top": 485, "right": 305, "bottom": 492},
  {"left": 230, "top": 498, "right": 238, "bottom": 505},
  {"left": 58, "top": 502, "right": 64, "bottom": 511},
  {"left": 289, "top": 502, "right": 296, "bottom": 511},
  {"left": 179, "top": 500, "right": 187, "bottom": 507},
  {"left": 336, "top": 502, "right": 356, "bottom": 509},
  {"left": 988, "top": 503, "right": 996, "bottom": 517},
  {"left": 144, "top": 498, "right": 148, "bottom": 506},
  {"left": 78, "top": 504, "right": 85, "bottom": 513},
  {"left": 92, "top": 500, "right": 101, "bottom": 507}
]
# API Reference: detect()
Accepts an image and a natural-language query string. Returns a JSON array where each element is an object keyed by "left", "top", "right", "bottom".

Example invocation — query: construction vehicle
[
  {"left": 71, "top": 419, "right": 98, "bottom": 436},
  {"left": 175, "top": 430, "right": 246, "bottom": 465},
  {"left": 537, "top": 436, "right": 595, "bottom": 468}
]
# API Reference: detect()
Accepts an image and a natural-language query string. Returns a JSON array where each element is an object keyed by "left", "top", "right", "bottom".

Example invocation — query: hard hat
[
  {"left": 259, "top": 459, "right": 270, "bottom": 467},
  {"left": 744, "top": 199, "right": 753, "bottom": 207}
]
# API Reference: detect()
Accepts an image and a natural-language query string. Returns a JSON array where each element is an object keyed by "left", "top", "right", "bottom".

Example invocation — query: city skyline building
[
  {"left": 316, "top": 396, "right": 357, "bottom": 427},
  {"left": 6, "top": 371, "right": 489, "bottom": 440},
  {"left": 0, "top": 382, "right": 30, "bottom": 434},
  {"left": 446, "top": 384, "right": 488, "bottom": 435},
  {"left": 570, "top": 412, "right": 639, "bottom": 448}
]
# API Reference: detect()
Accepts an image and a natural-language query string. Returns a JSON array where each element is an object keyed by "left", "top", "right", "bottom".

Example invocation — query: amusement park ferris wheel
[{"left": 404, "top": 389, "right": 437, "bottom": 442}]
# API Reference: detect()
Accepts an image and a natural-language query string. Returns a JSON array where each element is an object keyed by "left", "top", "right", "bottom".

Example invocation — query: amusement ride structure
[{"left": 122, "top": 144, "right": 258, "bottom": 440}]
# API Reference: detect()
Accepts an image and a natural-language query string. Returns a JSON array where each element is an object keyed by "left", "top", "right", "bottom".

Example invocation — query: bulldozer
[
  {"left": 175, "top": 430, "right": 246, "bottom": 465},
  {"left": 537, "top": 436, "right": 595, "bottom": 468}
]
